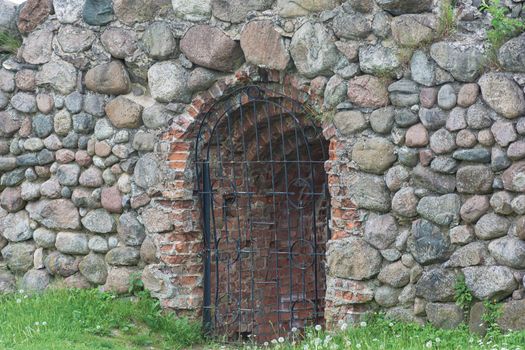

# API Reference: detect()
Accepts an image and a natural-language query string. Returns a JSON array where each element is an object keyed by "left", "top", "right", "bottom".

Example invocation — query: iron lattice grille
[{"left": 195, "top": 86, "right": 330, "bottom": 342}]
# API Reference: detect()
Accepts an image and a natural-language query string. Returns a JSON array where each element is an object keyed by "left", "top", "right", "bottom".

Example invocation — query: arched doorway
[{"left": 195, "top": 85, "right": 330, "bottom": 341}]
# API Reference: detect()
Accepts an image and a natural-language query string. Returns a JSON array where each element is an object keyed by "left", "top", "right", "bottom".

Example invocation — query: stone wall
[{"left": 1, "top": 0, "right": 525, "bottom": 333}]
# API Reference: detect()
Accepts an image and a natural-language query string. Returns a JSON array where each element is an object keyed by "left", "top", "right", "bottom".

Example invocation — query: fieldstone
[
  {"left": 388, "top": 79, "right": 419, "bottom": 107},
  {"left": 113, "top": 0, "right": 169, "bottom": 24},
  {"left": 418, "top": 107, "right": 447, "bottom": 131},
  {"left": 17, "top": 0, "right": 53, "bottom": 33},
  {"left": 88, "top": 236, "right": 108, "bottom": 253},
  {"left": 172, "top": 0, "right": 211, "bottom": 21},
  {"left": 479, "top": 73, "right": 525, "bottom": 119},
  {"left": 63, "top": 273, "right": 91, "bottom": 289},
  {"left": 463, "top": 266, "right": 517, "bottom": 300},
  {"left": 450, "top": 225, "right": 474, "bottom": 245},
  {"left": 21, "top": 182, "right": 41, "bottom": 201},
  {"left": 376, "top": 0, "right": 433, "bottom": 15},
  {"left": 453, "top": 148, "right": 491, "bottom": 163},
  {"left": 180, "top": 25, "right": 243, "bottom": 73},
  {"left": 105, "top": 97, "right": 143, "bottom": 129},
  {"left": 117, "top": 213, "right": 146, "bottom": 246},
  {"left": 130, "top": 131, "right": 154, "bottom": 152},
  {"left": 140, "top": 22, "right": 177, "bottom": 60},
  {"left": 430, "top": 156, "right": 458, "bottom": 174},
  {"left": 426, "top": 303, "right": 464, "bottom": 329},
  {"left": 363, "top": 214, "right": 398, "bottom": 250},
  {"left": 408, "top": 219, "right": 451, "bottom": 265},
  {"left": 429, "top": 128, "right": 455, "bottom": 154},
  {"left": 79, "top": 253, "right": 107, "bottom": 284},
  {"left": 31, "top": 114, "right": 53, "bottom": 138},
  {"left": 370, "top": 107, "right": 394, "bottom": 133},
  {"left": 11, "top": 92, "right": 36, "bottom": 113},
  {"left": 289, "top": 22, "right": 339, "bottom": 78},
  {"left": 394, "top": 108, "right": 418, "bottom": 127},
  {"left": 1, "top": 211, "right": 32, "bottom": 242},
  {"left": 460, "top": 196, "right": 489, "bottom": 224},
  {"left": 351, "top": 137, "right": 396, "bottom": 174},
  {"left": 347, "top": 75, "right": 389, "bottom": 108},
  {"left": 21, "top": 269, "right": 50, "bottom": 292},
  {"left": 240, "top": 20, "right": 289, "bottom": 70},
  {"left": 212, "top": 0, "right": 272, "bottom": 22},
  {"left": 323, "top": 75, "right": 347, "bottom": 108},
  {"left": 488, "top": 237, "right": 525, "bottom": 269},
  {"left": 148, "top": 61, "right": 191, "bottom": 103},
  {"left": 512, "top": 195, "right": 525, "bottom": 215},
  {"left": 36, "top": 59, "right": 77, "bottom": 95},
  {"left": 44, "top": 251, "right": 78, "bottom": 276},
  {"left": 326, "top": 236, "right": 382, "bottom": 280},
  {"left": 1, "top": 187, "right": 25, "bottom": 213},
  {"left": 187, "top": 67, "right": 221, "bottom": 92},
  {"left": 457, "top": 83, "right": 479, "bottom": 107},
  {"left": 412, "top": 165, "right": 456, "bottom": 194},
  {"left": 33, "top": 227, "right": 55, "bottom": 248},
  {"left": 55, "top": 232, "right": 89, "bottom": 255},
  {"left": 490, "top": 191, "right": 514, "bottom": 215},
  {"left": 71, "top": 188, "right": 100, "bottom": 208},
  {"left": 416, "top": 194, "right": 460, "bottom": 226},
  {"left": 56, "top": 164, "right": 80, "bottom": 186},
  {"left": 411, "top": 51, "right": 436, "bottom": 87},
  {"left": 456, "top": 165, "right": 493, "bottom": 194},
  {"left": 378, "top": 261, "right": 410, "bottom": 288},
  {"left": 53, "top": 0, "right": 83, "bottom": 23},
  {"left": 392, "top": 187, "right": 418, "bottom": 218},
  {"left": 446, "top": 241, "right": 489, "bottom": 268},
  {"left": 497, "top": 300, "right": 525, "bottom": 331},
  {"left": 57, "top": 25, "right": 95, "bottom": 54},
  {"left": 0, "top": 156, "right": 16, "bottom": 173},
  {"left": 85, "top": 61, "right": 131, "bottom": 95},
  {"left": 502, "top": 161, "right": 525, "bottom": 192},
  {"left": 359, "top": 44, "right": 401, "bottom": 77},
  {"left": 1, "top": 242, "right": 36, "bottom": 273},
  {"left": 83, "top": 0, "right": 114, "bottom": 25},
  {"left": 21, "top": 29, "right": 53, "bottom": 65},
  {"left": 106, "top": 247, "right": 140, "bottom": 266},
  {"left": 1, "top": 169, "right": 26, "bottom": 187},
  {"left": 333, "top": 12, "right": 371, "bottom": 39},
  {"left": 430, "top": 42, "right": 483, "bottom": 82},
  {"left": 466, "top": 103, "right": 493, "bottom": 130},
  {"left": 102, "top": 266, "right": 138, "bottom": 294},
  {"left": 140, "top": 237, "right": 157, "bottom": 263},
  {"left": 347, "top": 172, "right": 391, "bottom": 212},
  {"left": 474, "top": 213, "right": 510, "bottom": 240},
  {"left": 507, "top": 141, "right": 525, "bottom": 160},
  {"left": 26, "top": 199, "right": 79, "bottom": 230},
  {"left": 276, "top": 0, "right": 340, "bottom": 17},
  {"left": 100, "top": 186, "right": 122, "bottom": 214},
  {"left": 81, "top": 209, "right": 115, "bottom": 234},
  {"left": 437, "top": 84, "right": 456, "bottom": 110},
  {"left": 415, "top": 268, "right": 456, "bottom": 302},
  {"left": 385, "top": 165, "right": 409, "bottom": 191},
  {"left": 15, "top": 69, "right": 36, "bottom": 91},
  {"left": 391, "top": 14, "right": 436, "bottom": 47},
  {"left": 101, "top": 27, "right": 137, "bottom": 60},
  {"left": 134, "top": 154, "right": 161, "bottom": 189},
  {"left": 375, "top": 285, "right": 401, "bottom": 307}
]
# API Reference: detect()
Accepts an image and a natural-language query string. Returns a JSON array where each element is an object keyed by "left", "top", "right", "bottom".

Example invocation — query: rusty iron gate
[{"left": 195, "top": 85, "right": 330, "bottom": 342}]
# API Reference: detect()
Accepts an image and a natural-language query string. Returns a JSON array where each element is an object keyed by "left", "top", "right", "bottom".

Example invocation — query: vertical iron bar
[{"left": 202, "top": 162, "right": 212, "bottom": 333}]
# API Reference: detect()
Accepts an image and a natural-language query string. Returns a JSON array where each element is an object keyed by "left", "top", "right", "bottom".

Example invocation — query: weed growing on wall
[
  {"left": 455, "top": 274, "right": 474, "bottom": 312},
  {"left": 482, "top": 300, "right": 503, "bottom": 339},
  {"left": 439, "top": 0, "right": 458, "bottom": 37},
  {"left": 480, "top": 0, "right": 525, "bottom": 49}
]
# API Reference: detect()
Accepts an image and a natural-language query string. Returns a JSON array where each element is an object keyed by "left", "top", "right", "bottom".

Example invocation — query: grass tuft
[{"left": 0, "top": 31, "right": 21, "bottom": 54}]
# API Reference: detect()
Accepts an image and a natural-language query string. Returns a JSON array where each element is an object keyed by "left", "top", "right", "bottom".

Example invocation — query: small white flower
[
  {"left": 356, "top": 344, "right": 362, "bottom": 349},
  {"left": 18, "top": 289, "right": 24, "bottom": 294},
  {"left": 271, "top": 339, "right": 278, "bottom": 344},
  {"left": 278, "top": 337, "right": 284, "bottom": 343},
  {"left": 34, "top": 322, "right": 39, "bottom": 326},
  {"left": 292, "top": 327, "right": 298, "bottom": 333},
  {"left": 16, "top": 299, "right": 21, "bottom": 304},
  {"left": 360, "top": 321, "right": 367, "bottom": 327},
  {"left": 435, "top": 337, "right": 441, "bottom": 343},
  {"left": 340, "top": 322, "right": 348, "bottom": 331},
  {"left": 389, "top": 322, "right": 394, "bottom": 327},
  {"left": 315, "top": 324, "right": 322, "bottom": 331},
  {"left": 42, "top": 322, "right": 47, "bottom": 326},
  {"left": 23, "top": 295, "right": 28, "bottom": 299},
  {"left": 263, "top": 342, "right": 269, "bottom": 347},
  {"left": 426, "top": 340, "right": 433, "bottom": 348}
]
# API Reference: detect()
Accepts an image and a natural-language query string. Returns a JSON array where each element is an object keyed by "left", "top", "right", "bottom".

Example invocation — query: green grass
[
  {"left": 0, "top": 288, "right": 204, "bottom": 350},
  {"left": 2, "top": 289, "right": 525, "bottom": 350},
  {"left": 0, "top": 31, "right": 21, "bottom": 54}
]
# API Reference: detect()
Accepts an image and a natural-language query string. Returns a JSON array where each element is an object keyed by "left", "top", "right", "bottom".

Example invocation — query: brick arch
[{"left": 149, "top": 65, "right": 343, "bottom": 318}]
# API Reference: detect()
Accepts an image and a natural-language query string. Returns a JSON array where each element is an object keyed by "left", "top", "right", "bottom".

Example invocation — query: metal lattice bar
[{"left": 196, "top": 85, "right": 330, "bottom": 342}]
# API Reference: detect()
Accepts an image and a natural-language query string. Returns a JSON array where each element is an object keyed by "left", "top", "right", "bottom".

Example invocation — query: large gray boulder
[
  {"left": 430, "top": 42, "right": 483, "bottom": 82},
  {"left": 326, "top": 237, "right": 382, "bottom": 280},
  {"left": 290, "top": 22, "right": 340, "bottom": 78},
  {"left": 498, "top": 33, "right": 525, "bottom": 72},
  {"left": 408, "top": 219, "right": 451, "bottom": 265},
  {"left": 478, "top": 73, "right": 525, "bottom": 119},
  {"left": 463, "top": 266, "right": 517, "bottom": 301},
  {"left": 0, "top": 0, "right": 18, "bottom": 33}
]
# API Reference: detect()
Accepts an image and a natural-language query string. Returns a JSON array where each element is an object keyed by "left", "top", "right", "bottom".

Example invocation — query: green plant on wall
[
  {"left": 482, "top": 300, "right": 503, "bottom": 339},
  {"left": 0, "top": 31, "right": 21, "bottom": 55},
  {"left": 454, "top": 274, "right": 473, "bottom": 312},
  {"left": 480, "top": 0, "right": 525, "bottom": 49},
  {"left": 439, "top": 0, "right": 458, "bottom": 37}
]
